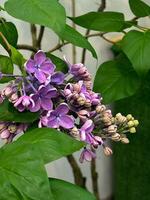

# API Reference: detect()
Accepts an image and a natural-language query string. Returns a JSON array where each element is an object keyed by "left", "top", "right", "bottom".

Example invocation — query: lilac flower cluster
[{"left": 0, "top": 51, "right": 139, "bottom": 162}]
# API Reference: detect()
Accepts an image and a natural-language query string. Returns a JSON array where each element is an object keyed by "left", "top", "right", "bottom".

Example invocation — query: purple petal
[
  {"left": 59, "top": 115, "right": 74, "bottom": 129},
  {"left": 25, "top": 59, "right": 35, "bottom": 73},
  {"left": 55, "top": 103, "right": 69, "bottom": 114},
  {"left": 40, "top": 60, "right": 55, "bottom": 74},
  {"left": 41, "top": 99, "right": 53, "bottom": 111},
  {"left": 34, "top": 50, "right": 46, "bottom": 65},
  {"left": 47, "top": 116, "right": 59, "bottom": 128},
  {"left": 80, "top": 131, "right": 86, "bottom": 141},
  {"left": 84, "top": 149, "right": 96, "bottom": 162},
  {"left": 34, "top": 69, "right": 47, "bottom": 83},
  {"left": 29, "top": 96, "right": 41, "bottom": 112},
  {"left": 51, "top": 72, "right": 65, "bottom": 85},
  {"left": 1, "top": 130, "right": 10, "bottom": 139},
  {"left": 80, "top": 119, "right": 94, "bottom": 134}
]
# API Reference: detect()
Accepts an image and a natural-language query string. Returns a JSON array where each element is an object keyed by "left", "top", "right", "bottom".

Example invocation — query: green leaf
[
  {"left": 0, "top": 100, "right": 39, "bottom": 123},
  {"left": 49, "top": 178, "right": 96, "bottom": 200},
  {"left": 0, "top": 142, "right": 53, "bottom": 200},
  {"left": 69, "top": 12, "right": 126, "bottom": 32},
  {"left": 93, "top": 54, "right": 140, "bottom": 103},
  {"left": 0, "top": 55, "right": 13, "bottom": 83},
  {"left": 129, "top": 0, "right": 150, "bottom": 17},
  {"left": 122, "top": 30, "right": 150, "bottom": 75},
  {"left": 0, "top": 21, "right": 18, "bottom": 49},
  {"left": 18, "top": 127, "right": 84, "bottom": 164},
  {"left": 4, "top": 0, "right": 66, "bottom": 33},
  {"left": 46, "top": 53, "right": 68, "bottom": 73},
  {"left": 58, "top": 25, "right": 97, "bottom": 59}
]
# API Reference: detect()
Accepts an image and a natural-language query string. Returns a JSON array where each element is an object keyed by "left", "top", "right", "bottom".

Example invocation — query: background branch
[
  {"left": 17, "top": 44, "right": 37, "bottom": 52},
  {"left": 81, "top": 0, "right": 106, "bottom": 64},
  {"left": 72, "top": 0, "right": 77, "bottom": 63},
  {"left": 37, "top": 26, "right": 45, "bottom": 49},
  {"left": 30, "top": 24, "right": 38, "bottom": 49},
  {"left": 67, "top": 155, "right": 86, "bottom": 188}
]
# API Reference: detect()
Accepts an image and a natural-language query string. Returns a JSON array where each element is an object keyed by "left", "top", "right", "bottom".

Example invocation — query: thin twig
[
  {"left": 0, "top": 31, "right": 11, "bottom": 54},
  {"left": 81, "top": 0, "right": 106, "bottom": 64},
  {"left": 17, "top": 44, "right": 37, "bottom": 53},
  {"left": 72, "top": 0, "right": 77, "bottom": 63},
  {"left": 30, "top": 24, "right": 38, "bottom": 48},
  {"left": 37, "top": 26, "right": 45, "bottom": 49},
  {"left": 67, "top": 155, "right": 86, "bottom": 188},
  {"left": 49, "top": 42, "right": 69, "bottom": 53},
  {"left": 91, "top": 149, "right": 100, "bottom": 200}
]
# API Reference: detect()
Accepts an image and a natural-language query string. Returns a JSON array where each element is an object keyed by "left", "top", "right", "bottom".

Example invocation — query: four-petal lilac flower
[
  {"left": 47, "top": 103, "right": 74, "bottom": 129},
  {"left": 26, "top": 51, "right": 55, "bottom": 83},
  {"left": 79, "top": 148, "right": 96, "bottom": 163},
  {"left": 30, "top": 85, "right": 57, "bottom": 112}
]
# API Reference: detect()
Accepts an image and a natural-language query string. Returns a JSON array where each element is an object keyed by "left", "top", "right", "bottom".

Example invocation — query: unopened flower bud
[
  {"left": 116, "top": 113, "right": 122, "bottom": 118},
  {"left": 133, "top": 120, "right": 139, "bottom": 127},
  {"left": 2, "top": 86, "right": 13, "bottom": 97},
  {"left": 121, "top": 137, "right": 130, "bottom": 144},
  {"left": 96, "top": 105, "right": 106, "bottom": 113},
  {"left": 127, "top": 121, "right": 134, "bottom": 127},
  {"left": 117, "top": 116, "right": 127, "bottom": 123},
  {"left": 107, "top": 125, "right": 117, "bottom": 134},
  {"left": 126, "top": 114, "right": 132, "bottom": 121},
  {"left": 9, "top": 93, "right": 18, "bottom": 103},
  {"left": 111, "top": 133, "right": 121, "bottom": 141},
  {"left": 84, "top": 100, "right": 91, "bottom": 107},
  {"left": 77, "top": 97, "right": 85, "bottom": 105},
  {"left": 103, "top": 146, "right": 113, "bottom": 156},
  {"left": 0, "top": 129, "right": 10, "bottom": 139},
  {"left": 8, "top": 125, "right": 17, "bottom": 133},
  {"left": 129, "top": 127, "right": 136, "bottom": 133}
]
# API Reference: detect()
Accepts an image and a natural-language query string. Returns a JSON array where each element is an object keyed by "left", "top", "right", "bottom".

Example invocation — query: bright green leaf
[
  {"left": 46, "top": 53, "right": 68, "bottom": 73},
  {"left": 0, "top": 21, "right": 18, "bottom": 49},
  {"left": 4, "top": 0, "right": 66, "bottom": 33},
  {"left": 0, "top": 5, "right": 5, "bottom": 11},
  {"left": 58, "top": 25, "right": 97, "bottom": 59},
  {"left": 69, "top": 12, "right": 126, "bottom": 32},
  {"left": 129, "top": 0, "right": 150, "bottom": 17},
  {"left": 93, "top": 54, "right": 140, "bottom": 103},
  {"left": 0, "top": 55, "right": 13, "bottom": 83},
  {"left": 0, "top": 143, "right": 53, "bottom": 200},
  {"left": 122, "top": 30, "right": 150, "bottom": 75},
  {"left": 18, "top": 127, "right": 84, "bottom": 164},
  {"left": 49, "top": 178, "right": 96, "bottom": 200},
  {"left": 0, "top": 100, "right": 39, "bottom": 122}
]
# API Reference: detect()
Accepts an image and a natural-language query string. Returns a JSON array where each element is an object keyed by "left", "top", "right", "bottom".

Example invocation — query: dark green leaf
[
  {"left": 69, "top": 12, "right": 126, "bottom": 32},
  {"left": 58, "top": 25, "right": 97, "bottom": 58},
  {"left": 10, "top": 46, "right": 26, "bottom": 67},
  {"left": 0, "top": 21, "right": 18, "bottom": 49},
  {"left": 4, "top": 0, "right": 66, "bottom": 33},
  {"left": 122, "top": 30, "right": 150, "bottom": 75},
  {"left": 49, "top": 178, "right": 96, "bottom": 200},
  {"left": 129, "top": 0, "right": 150, "bottom": 17},
  {"left": 0, "top": 142, "right": 53, "bottom": 200},
  {"left": 18, "top": 127, "right": 84, "bottom": 164},
  {"left": 0, "top": 100, "right": 39, "bottom": 122},
  {"left": 0, "top": 55, "right": 13, "bottom": 83},
  {"left": 93, "top": 54, "right": 140, "bottom": 103},
  {"left": 46, "top": 53, "right": 68, "bottom": 73}
]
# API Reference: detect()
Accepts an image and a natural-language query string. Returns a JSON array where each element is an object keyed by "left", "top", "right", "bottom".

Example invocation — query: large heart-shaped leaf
[
  {"left": 0, "top": 143, "right": 53, "bottom": 200},
  {"left": 94, "top": 54, "right": 140, "bottom": 103},
  {"left": 17, "top": 127, "right": 84, "bottom": 164},
  {"left": 122, "top": 30, "right": 150, "bottom": 75},
  {"left": 0, "top": 101, "right": 39, "bottom": 122},
  {"left": 49, "top": 178, "right": 96, "bottom": 200},
  {"left": 4, "top": 0, "right": 66, "bottom": 33},
  {"left": 69, "top": 12, "right": 126, "bottom": 32},
  {"left": 0, "top": 55, "right": 13, "bottom": 83},
  {"left": 129, "top": 0, "right": 150, "bottom": 17},
  {"left": 58, "top": 25, "right": 97, "bottom": 59},
  {"left": 0, "top": 21, "right": 18, "bottom": 49}
]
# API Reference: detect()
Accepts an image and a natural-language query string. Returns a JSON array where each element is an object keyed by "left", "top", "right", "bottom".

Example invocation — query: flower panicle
[{"left": 0, "top": 50, "right": 139, "bottom": 162}]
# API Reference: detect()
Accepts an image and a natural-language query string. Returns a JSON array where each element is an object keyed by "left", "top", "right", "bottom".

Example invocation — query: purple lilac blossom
[
  {"left": 79, "top": 148, "right": 96, "bottom": 163},
  {"left": 14, "top": 95, "right": 35, "bottom": 112},
  {"left": 47, "top": 103, "right": 74, "bottom": 129},
  {"left": 25, "top": 51, "right": 55, "bottom": 83},
  {"left": 30, "top": 85, "right": 57, "bottom": 112}
]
